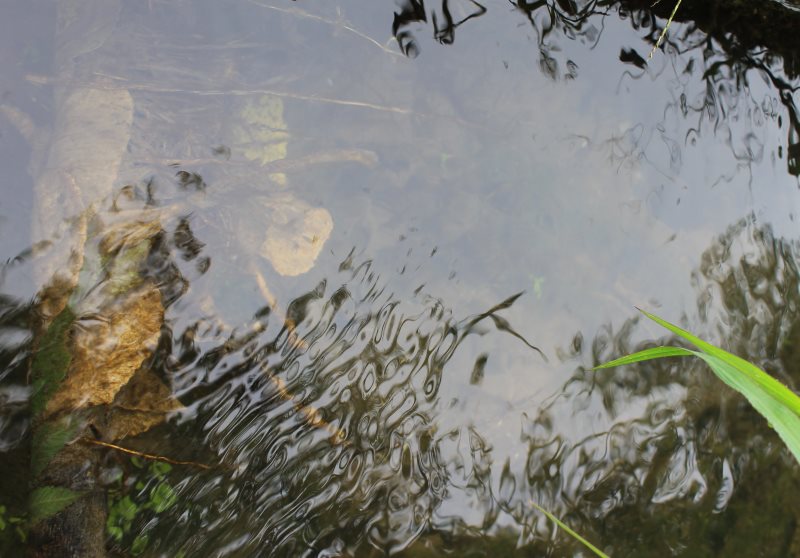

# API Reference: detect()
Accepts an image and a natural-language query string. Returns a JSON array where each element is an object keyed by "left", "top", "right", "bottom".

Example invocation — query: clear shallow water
[{"left": 1, "top": 0, "right": 800, "bottom": 556}]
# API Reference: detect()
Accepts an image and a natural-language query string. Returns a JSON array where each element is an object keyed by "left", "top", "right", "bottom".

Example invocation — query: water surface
[{"left": 2, "top": 0, "right": 800, "bottom": 555}]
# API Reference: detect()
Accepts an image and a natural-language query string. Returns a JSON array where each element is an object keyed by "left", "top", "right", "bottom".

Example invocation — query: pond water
[{"left": 2, "top": 0, "right": 800, "bottom": 556}]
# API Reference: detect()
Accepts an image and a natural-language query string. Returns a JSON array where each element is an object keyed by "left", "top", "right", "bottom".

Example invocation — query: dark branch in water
[{"left": 461, "top": 292, "right": 549, "bottom": 361}]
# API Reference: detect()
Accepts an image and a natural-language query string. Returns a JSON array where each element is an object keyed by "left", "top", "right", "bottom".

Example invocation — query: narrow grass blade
[
  {"left": 649, "top": 0, "right": 684, "bottom": 59},
  {"left": 694, "top": 352, "right": 800, "bottom": 465},
  {"left": 637, "top": 308, "right": 800, "bottom": 416},
  {"left": 597, "top": 309, "right": 800, "bottom": 465},
  {"left": 530, "top": 501, "right": 610, "bottom": 558},
  {"left": 593, "top": 346, "right": 694, "bottom": 369}
]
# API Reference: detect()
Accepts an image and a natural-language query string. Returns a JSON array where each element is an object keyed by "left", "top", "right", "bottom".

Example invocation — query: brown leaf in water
[
  {"left": 101, "top": 368, "right": 183, "bottom": 441},
  {"left": 44, "top": 285, "right": 164, "bottom": 419}
]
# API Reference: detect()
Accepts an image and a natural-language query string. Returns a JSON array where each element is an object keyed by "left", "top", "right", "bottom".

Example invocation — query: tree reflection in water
[
  {"left": 126, "top": 188, "right": 800, "bottom": 556},
  {"left": 107, "top": 182, "right": 543, "bottom": 555},
  {"left": 510, "top": 216, "right": 800, "bottom": 556},
  {"left": 392, "top": 0, "right": 800, "bottom": 180},
  {"left": 145, "top": 215, "right": 800, "bottom": 556}
]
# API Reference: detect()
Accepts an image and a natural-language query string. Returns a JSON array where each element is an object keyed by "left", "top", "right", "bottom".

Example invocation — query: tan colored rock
[
  {"left": 102, "top": 368, "right": 183, "bottom": 441},
  {"left": 44, "top": 286, "right": 163, "bottom": 419},
  {"left": 252, "top": 195, "right": 334, "bottom": 276}
]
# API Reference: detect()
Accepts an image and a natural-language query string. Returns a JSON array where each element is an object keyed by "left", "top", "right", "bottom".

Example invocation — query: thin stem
[
  {"left": 82, "top": 438, "right": 212, "bottom": 470},
  {"left": 649, "top": 0, "right": 684, "bottom": 59}
]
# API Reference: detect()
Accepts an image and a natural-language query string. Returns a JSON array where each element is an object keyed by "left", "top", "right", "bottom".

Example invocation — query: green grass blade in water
[
  {"left": 693, "top": 352, "right": 800, "bottom": 465},
  {"left": 639, "top": 308, "right": 800, "bottom": 416},
  {"left": 593, "top": 346, "right": 694, "bottom": 369},
  {"left": 597, "top": 309, "right": 800, "bottom": 465},
  {"left": 530, "top": 501, "right": 610, "bottom": 558}
]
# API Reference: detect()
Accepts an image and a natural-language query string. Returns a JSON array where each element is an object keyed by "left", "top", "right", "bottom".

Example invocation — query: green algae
[{"left": 30, "top": 306, "right": 76, "bottom": 417}]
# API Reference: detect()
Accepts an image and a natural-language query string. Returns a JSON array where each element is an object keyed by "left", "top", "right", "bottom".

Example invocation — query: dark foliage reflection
[
  {"left": 509, "top": 216, "right": 800, "bottom": 556},
  {"left": 98, "top": 182, "right": 544, "bottom": 556},
  {"left": 392, "top": 0, "right": 800, "bottom": 179},
  {"left": 392, "top": 0, "right": 487, "bottom": 57},
  {"left": 2, "top": 0, "right": 800, "bottom": 554}
]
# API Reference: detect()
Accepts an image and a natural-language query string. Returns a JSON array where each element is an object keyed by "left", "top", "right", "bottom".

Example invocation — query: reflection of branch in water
[
  {"left": 24, "top": 73, "right": 487, "bottom": 130},
  {"left": 25, "top": 73, "right": 415, "bottom": 116},
  {"left": 460, "top": 291, "right": 549, "bottom": 361},
  {"left": 392, "top": 0, "right": 487, "bottom": 57}
]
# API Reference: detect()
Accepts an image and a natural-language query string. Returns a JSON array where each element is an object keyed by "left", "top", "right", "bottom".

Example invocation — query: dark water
[{"left": 2, "top": 0, "right": 800, "bottom": 556}]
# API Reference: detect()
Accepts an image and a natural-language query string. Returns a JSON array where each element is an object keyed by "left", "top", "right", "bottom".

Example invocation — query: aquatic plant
[
  {"left": 0, "top": 504, "right": 26, "bottom": 545},
  {"left": 531, "top": 501, "right": 610, "bottom": 557},
  {"left": 596, "top": 309, "right": 800, "bottom": 465},
  {"left": 650, "top": 0, "right": 683, "bottom": 58},
  {"left": 107, "top": 459, "right": 178, "bottom": 556}
]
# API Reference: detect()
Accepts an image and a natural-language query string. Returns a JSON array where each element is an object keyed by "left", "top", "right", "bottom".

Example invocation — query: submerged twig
[
  {"left": 270, "top": 376, "right": 349, "bottom": 445},
  {"left": 252, "top": 268, "right": 347, "bottom": 444},
  {"left": 0, "top": 104, "right": 40, "bottom": 144},
  {"left": 246, "top": 0, "right": 401, "bottom": 57},
  {"left": 139, "top": 148, "right": 378, "bottom": 173},
  {"left": 82, "top": 437, "right": 212, "bottom": 470},
  {"left": 24, "top": 73, "right": 484, "bottom": 129},
  {"left": 251, "top": 266, "right": 306, "bottom": 351}
]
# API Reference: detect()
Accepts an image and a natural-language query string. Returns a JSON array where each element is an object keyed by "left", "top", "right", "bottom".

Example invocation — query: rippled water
[{"left": 2, "top": 0, "right": 800, "bottom": 556}]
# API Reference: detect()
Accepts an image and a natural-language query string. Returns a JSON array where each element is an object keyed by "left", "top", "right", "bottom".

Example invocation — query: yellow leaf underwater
[{"left": 44, "top": 285, "right": 164, "bottom": 419}]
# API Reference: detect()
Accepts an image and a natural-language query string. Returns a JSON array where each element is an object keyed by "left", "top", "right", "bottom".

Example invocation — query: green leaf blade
[
  {"left": 593, "top": 346, "right": 694, "bottom": 370},
  {"left": 695, "top": 353, "right": 800, "bottom": 465},
  {"left": 30, "top": 417, "right": 80, "bottom": 477},
  {"left": 637, "top": 309, "right": 800, "bottom": 417},
  {"left": 530, "top": 501, "right": 610, "bottom": 558},
  {"left": 30, "top": 306, "right": 75, "bottom": 417},
  {"left": 602, "top": 309, "right": 800, "bottom": 466},
  {"left": 28, "top": 486, "right": 83, "bottom": 526}
]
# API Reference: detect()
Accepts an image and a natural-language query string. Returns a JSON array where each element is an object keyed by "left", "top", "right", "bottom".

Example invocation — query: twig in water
[
  {"left": 82, "top": 437, "right": 212, "bottom": 470},
  {"left": 246, "top": 0, "right": 401, "bottom": 57}
]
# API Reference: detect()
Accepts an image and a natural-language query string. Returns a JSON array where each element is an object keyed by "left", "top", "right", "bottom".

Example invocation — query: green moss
[
  {"left": 106, "top": 239, "right": 150, "bottom": 295},
  {"left": 30, "top": 416, "right": 79, "bottom": 477},
  {"left": 30, "top": 306, "right": 76, "bottom": 417}
]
